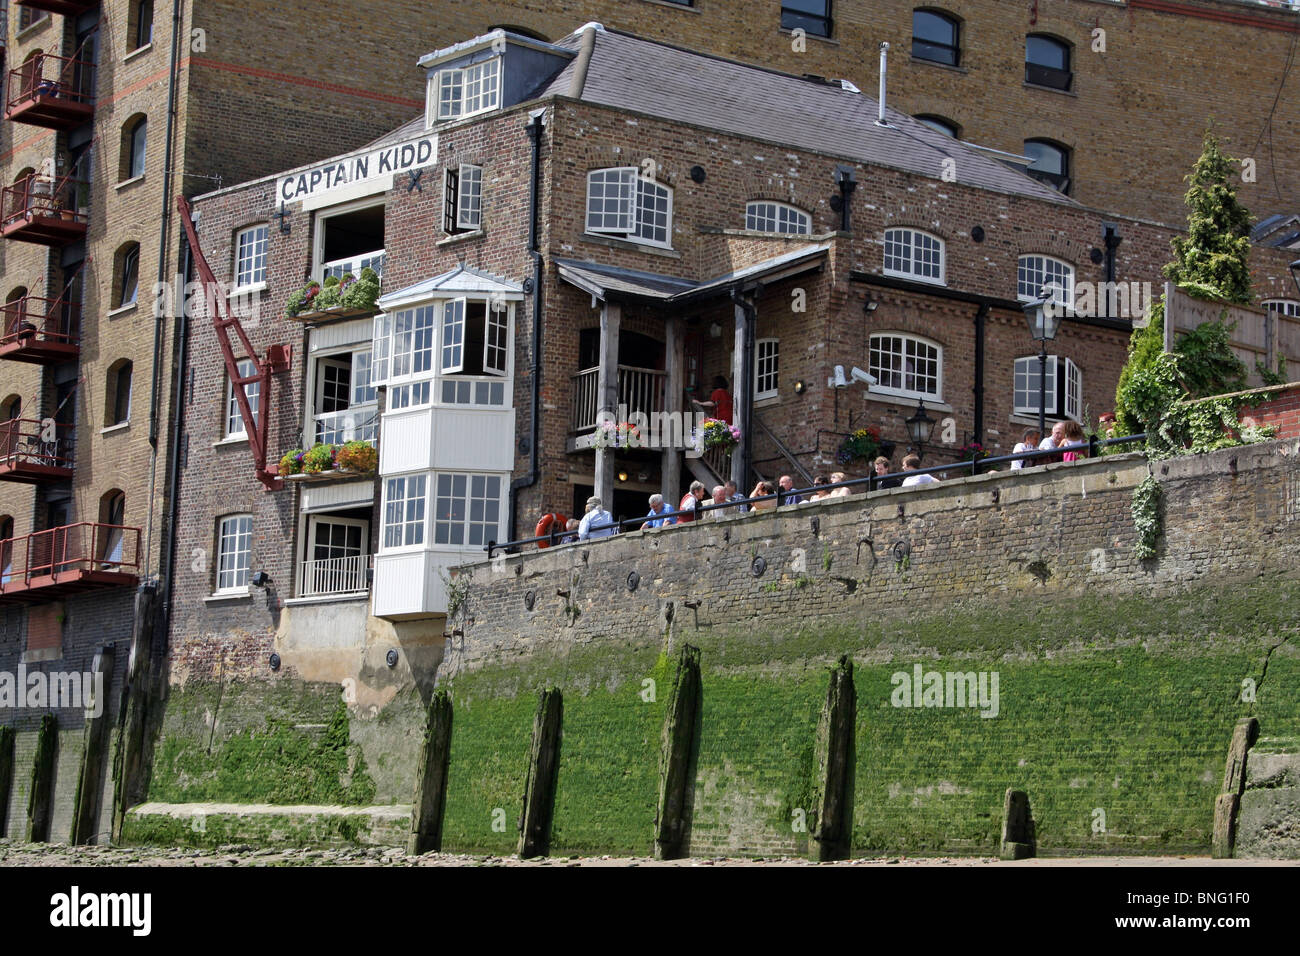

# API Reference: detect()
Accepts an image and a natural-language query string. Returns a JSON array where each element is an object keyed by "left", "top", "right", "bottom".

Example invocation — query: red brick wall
[{"left": 1246, "top": 385, "right": 1300, "bottom": 440}]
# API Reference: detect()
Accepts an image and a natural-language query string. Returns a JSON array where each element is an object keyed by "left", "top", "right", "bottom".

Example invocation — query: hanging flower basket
[
  {"left": 700, "top": 418, "right": 740, "bottom": 450},
  {"left": 590, "top": 421, "right": 641, "bottom": 450},
  {"left": 836, "top": 425, "right": 882, "bottom": 465}
]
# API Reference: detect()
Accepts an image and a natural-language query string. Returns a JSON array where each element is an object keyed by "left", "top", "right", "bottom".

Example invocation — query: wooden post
[
  {"left": 518, "top": 687, "right": 563, "bottom": 859},
  {"left": 594, "top": 300, "right": 621, "bottom": 508},
  {"left": 1212, "top": 716, "right": 1259, "bottom": 859},
  {"left": 731, "top": 300, "right": 748, "bottom": 489},
  {"left": 27, "top": 713, "right": 58, "bottom": 843},
  {"left": 112, "top": 582, "right": 157, "bottom": 844},
  {"left": 810, "top": 655, "right": 856, "bottom": 862},
  {"left": 407, "top": 689, "right": 454, "bottom": 855},
  {"left": 655, "top": 644, "right": 701, "bottom": 860},
  {"left": 662, "top": 315, "right": 684, "bottom": 501},
  {"left": 999, "top": 788, "right": 1035, "bottom": 859},
  {"left": 70, "top": 645, "right": 115, "bottom": 845},
  {"left": 0, "top": 726, "right": 14, "bottom": 838}
]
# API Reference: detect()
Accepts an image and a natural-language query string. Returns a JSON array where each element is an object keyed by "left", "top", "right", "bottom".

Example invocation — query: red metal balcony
[
  {"left": 16, "top": 1, "right": 100, "bottom": 15},
  {"left": 1, "top": 174, "right": 88, "bottom": 245},
  {"left": 0, "top": 295, "right": 80, "bottom": 363},
  {"left": 5, "top": 52, "right": 95, "bottom": 129},
  {"left": 0, "top": 523, "right": 140, "bottom": 605},
  {"left": 0, "top": 418, "right": 74, "bottom": 482}
]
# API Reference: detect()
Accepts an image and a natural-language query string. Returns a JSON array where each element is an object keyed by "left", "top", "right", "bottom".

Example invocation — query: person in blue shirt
[
  {"left": 578, "top": 496, "right": 617, "bottom": 540},
  {"left": 641, "top": 493, "right": 676, "bottom": 530}
]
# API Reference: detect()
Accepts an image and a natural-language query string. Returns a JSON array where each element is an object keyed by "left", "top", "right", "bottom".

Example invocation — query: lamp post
[
  {"left": 1022, "top": 290, "right": 1062, "bottom": 440},
  {"left": 905, "top": 398, "right": 936, "bottom": 460}
]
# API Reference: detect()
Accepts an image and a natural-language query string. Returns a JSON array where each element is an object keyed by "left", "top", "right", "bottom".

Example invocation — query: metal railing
[
  {"left": 0, "top": 417, "right": 75, "bottom": 471},
  {"left": 6, "top": 51, "right": 96, "bottom": 114},
  {"left": 313, "top": 405, "right": 378, "bottom": 445},
  {"left": 299, "top": 553, "right": 371, "bottom": 597},
  {"left": 0, "top": 522, "right": 140, "bottom": 586},
  {"left": 486, "top": 433, "right": 1147, "bottom": 556},
  {"left": 1, "top": 294, "right": 80, "bottom": 347},
  {"left": 321, "top": 250, "right": 385, "bottom": 282},
  {"left": 1, "top": 174, "right": 89, "bottom": 230},
  {"left": 570, "top": 365, "right": 668, "bottom": 432}
]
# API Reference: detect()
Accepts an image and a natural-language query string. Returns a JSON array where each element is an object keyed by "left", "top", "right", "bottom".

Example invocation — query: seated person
[
  {"left": 809, "top": 475, "right": 832, "bottom": 501},
  {"left": 1011, "top": 429, "right": 1040, "bottom": 470},
  {"left": 872, "top": 456, "right": 902, "bottom": 490},
  {"left": 828, "top": 471, "right": 853, "bottom": 497},
  {"left": 900, "top": 454, "right": 940, "bottom": 487},
  {"left": 749, "top": 480, "right": 778, "bottom": 510},
  {"left": 705, "top": 484, "right": 730, "bottom": 518},
  {"left": 1061, "top": 420, "right": 1088, "bottom": 462},
  {"left": 641, "top": 493, "right": 676, "bottom": 530},
  {"left": 560, "top": 518, "right": 580, "bottom": 544}
]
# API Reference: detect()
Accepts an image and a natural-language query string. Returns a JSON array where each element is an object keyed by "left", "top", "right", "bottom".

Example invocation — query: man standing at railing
[{"left": 578, "top": 496, "right": 617, "bottom": 540}]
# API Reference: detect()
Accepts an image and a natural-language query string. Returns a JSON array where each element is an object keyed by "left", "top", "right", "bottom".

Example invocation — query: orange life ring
[{"left": 535, "top": 512, "right": 568, "bottom": 547}]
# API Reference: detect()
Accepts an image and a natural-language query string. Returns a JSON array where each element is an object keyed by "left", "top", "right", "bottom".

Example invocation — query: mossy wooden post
[
  {"left": 999, "top": 788, "right": 1035, "bottom": 859},
  {"left": 655, "top": 643, "right": 701, "bottom": 861},
  {"left": 518, "top": 687, "right": 562, "bottom": 859},
  {"left": 1212, "top": 716, "right": 1259, "bottom": 859},
  {"left": 810, "top": 654, "right": 856, "bottom": 862},
  {"left": 70, "top": 645, "right": 115, "bottom": 846},
  {"left": 407, "top": 689, "right": 454, "bottom": 855},
  {"left": 112, "top": 582, "right": 157, "bottom": 844},
  {"left": 27, "top": 713, "right": 58, "bottom": 843},
  {"left": 0, "top": 726, "right": 15, "bottom": 838}
]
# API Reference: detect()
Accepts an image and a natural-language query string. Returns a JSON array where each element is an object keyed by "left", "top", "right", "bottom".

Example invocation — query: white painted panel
[
  {"left": 430, "top": 409, "right": 516, "bottom": 471},
  {"left": 310, "top": 318, "right": 374, "bottom": 352},
  {"left": 380, "top": 408, "right": 434, "bottom": 473},
  {"left": 300, "top": 479, "right": 375, "bottom": 514},
  {"left": 372, "top": 551, "right": 430, "bottom": 618}
]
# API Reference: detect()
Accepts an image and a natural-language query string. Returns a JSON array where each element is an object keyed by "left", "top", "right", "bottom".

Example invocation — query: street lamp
[
  {"left": 1022, "top": 290, "right": 1062, "bottom": 440},
  {"left": 905, "top": 398, "right": 936, "bottom": 460}
]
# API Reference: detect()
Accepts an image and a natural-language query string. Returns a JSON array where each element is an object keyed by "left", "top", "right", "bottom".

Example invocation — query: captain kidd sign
[{"left": 277, "top": 134, "right": 437, "bottom": 203}]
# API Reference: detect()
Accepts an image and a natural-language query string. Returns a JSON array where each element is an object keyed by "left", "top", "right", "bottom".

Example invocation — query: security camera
[
  {"left": 850, "top": 367, "right": 877, "bottom": 387},
  {"left": 827, "top": 365, "right": 850, "bottom": 389}
]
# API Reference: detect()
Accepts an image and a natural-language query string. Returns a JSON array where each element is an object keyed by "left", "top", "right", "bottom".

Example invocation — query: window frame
[
  {"left": 431, "top": 57, "right": 502, "bottom": 124},
  {"left": 585, "top": 167, "right": 674, "bottom": 249},
  {"left": 433, "top": 472, "right": 504, "bottom": 549},
  {"left": 883, "top": 227, "right": 946, "bottom": 285},
  {"left": 109, "top": 361, "right": 133, "bottom": 426},
  {"left": 444, "top": 163, "right": 484, "bottom": 234},
  {"left": 869, "top": 332, "right": 944, "bottom": 402},
  {"left": 1017, "top": 254, "right": 1076, "bottom": 310},
  {"left": 381, "top": 473, "right": 428, "bottom": 549},
  {"left": 745, "top": 201, "right": 811, "bottom": 235},
  {"left": 215, "top": 514, "right": 253, "bottom": 593},
  {"left": 118, "top": 244, "right": 140, "bottom": 308},
  {"left": 1025, "top": 34, "right": 1072, "bottom": 91},
  {"left": 755, "top": 338, "right": 780, "bottom": 402},
  {"left": 125, "top": 117, "right": 147, "bottom": 180},
  {"left": 234, "top": 224, "right": 268, "bottom": 290},
  {"left": 781, "top": 0, "right": 833, "bottom": 38},
  {"left": 914, "top": 114, "right": 959, "bottom": 138},
  {"left": 132, "top": 0, "right": 154, "bottom": 51},
  {"left": 912, "top": 9, "right": 961, "bottom": 67},
  {"left": 1263, "top": 299, "right": 1300, "bottom": 318},
  {"left": 1013, "top": 354, "right": 1082, "bottom": 421},
  {"left": 1023, "top": 139, "right": 1071, "bottom": 194},
  {"left": 225, "top": 357, "right": 261, "bottom": 439}
]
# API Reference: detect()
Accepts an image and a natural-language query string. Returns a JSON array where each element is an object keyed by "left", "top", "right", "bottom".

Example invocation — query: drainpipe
[
  {"left": 1102, "top": 223, "right": 1121, "bottom": 320},
  {"left": 162, "top": 228, "right": 193, "bottom": 624},
  {"left": 732, "top": 288, "right": 758, "bottom": 486},
  {"left": 508, "top": 108, "right": 546, "bottom": 542},
  {"left": 973, "top": 303, "right": 988, "bottom": 444}
]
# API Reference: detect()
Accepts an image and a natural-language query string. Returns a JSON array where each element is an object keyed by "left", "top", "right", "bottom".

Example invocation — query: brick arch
[
  {"left": 1014, "top": 230, "right": 1089, "bottom": 266},
  {"left": 878, "top": 217, "right": 956, "bottom": 245}
]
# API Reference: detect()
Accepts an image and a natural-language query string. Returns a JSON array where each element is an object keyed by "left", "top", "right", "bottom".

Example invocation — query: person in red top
[
  {"left": 677, "top": 480, "right": 707, "bottom": 522},
  {"left": 693, "top": 375, "right": 733, "bottom": 424}
]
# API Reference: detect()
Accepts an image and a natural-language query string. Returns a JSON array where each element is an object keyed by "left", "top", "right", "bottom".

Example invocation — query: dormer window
[{"left": 432, "top": 58, "right": 501, "bottom": 123}]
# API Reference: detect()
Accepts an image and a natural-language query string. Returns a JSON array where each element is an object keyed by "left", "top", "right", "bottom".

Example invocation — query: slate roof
[
  {"left": 541, "top": 27, "right": 1072, "bottom": 206},
  {"left": 377, "top": 265, "right": 525, "bottom": 310}
]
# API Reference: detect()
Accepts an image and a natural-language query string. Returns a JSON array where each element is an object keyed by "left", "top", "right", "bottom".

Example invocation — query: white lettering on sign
[{"left": 277, "top": 135, "right": 438, "bottom": 204}]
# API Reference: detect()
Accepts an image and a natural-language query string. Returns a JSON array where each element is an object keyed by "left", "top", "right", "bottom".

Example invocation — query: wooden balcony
[
  {"left": 0, "top": 523, "right": 139, "bottom": 605},
  {"left": 0, "top": 418, "right": 74, "bottom": 482},
  {"left": 1, "top": 175, "right": 88, "bottom": 246},
  {"left": 570, "top": 365, "right": 668, "bottom": 433},
  {"left": 0, "top": 295, "right": 80, "bottom": 363},
  {"left": 5, "top": 53, "right": 96, "bottom": 129},
  {"left": 16, "top": 1, "right": 100, "bottom": 15}
]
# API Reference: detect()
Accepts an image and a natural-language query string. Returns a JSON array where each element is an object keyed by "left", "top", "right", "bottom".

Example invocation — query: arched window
[
  {"left": 869, "top": 333, "right": 943, "bottom": 401},
  {"left": 115, "top": 242, "right": 141, "bottom": 307},
  {"left": 1263, "top": 299, "right": 1300, "bottom": 318},
  {"left": 1026, "top": 34, "right": 1071, "bottom": 90},
  {"left": 4, "top": 287, "right": 30, "bottom": 338},
  {"left": 1023, "top": 139, "right": 1070, "bottom": 194},
  {"left": 1, "top": 394, "right": 21, "bottom": 421},
  {"left": 913, "top": 10, "right": 960, "bottom": 67},
  {"left": 745, "top": 201, "right": 811, "bottom": 235},
  {"left": 98, "top": 490, "right": 126, "bottom": 564},
  {"left": 1018, "top": 254, "right": 1075, "bottom": 308},
  {"left": 106, "top": 359, "right": 133, "bottom": 426},
  {"left": 121, "top": 115, "right": 147, "bottom": 181},
  {"left": 883, "top": 228, "right": 945, "bottom": 284},
  {"left": 913, "top": 114, "right": 959, "bottom": 138}
]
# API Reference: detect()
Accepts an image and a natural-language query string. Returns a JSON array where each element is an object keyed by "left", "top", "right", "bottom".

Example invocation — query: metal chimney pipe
[{"left": 877, "top": 42, "right": 889, "bottom": 126}]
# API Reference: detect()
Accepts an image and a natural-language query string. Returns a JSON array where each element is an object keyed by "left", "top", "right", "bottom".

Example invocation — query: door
[{"left": 305, "top": 516, "right": 367, "bottom": 595}]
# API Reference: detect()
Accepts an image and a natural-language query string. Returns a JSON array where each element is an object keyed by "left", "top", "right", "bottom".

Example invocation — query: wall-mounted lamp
[
  {"left": 252, "top": 571, "right": 271, "bottom": 589},
  {"left": 864, "top": 297, "right": 879, "bottom": 314},
  {"left": 793, "top": 380, "right": 806, "bottom": 395},
  {"left": 618, "top": 470, "right": 628, "bottom": 482}
]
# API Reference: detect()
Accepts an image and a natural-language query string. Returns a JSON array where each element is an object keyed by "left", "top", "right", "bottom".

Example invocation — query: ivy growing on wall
[{"left": 1132, "top": 475, "right": 1163, "bottom": 561}]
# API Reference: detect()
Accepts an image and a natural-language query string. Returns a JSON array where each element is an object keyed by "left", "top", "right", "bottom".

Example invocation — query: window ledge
[
  {"left": 205, "top": 590, "right": 252, "bottom": 604},
  {"left": 867, "top": 392, "right": 954, "bottom": 415},
  {"left": 21, "top": 647, "right": 62, "bottom": 664},
  {"left": 229, "top": 283, "right": 266, "bottom": 298},
  {"left": 1023, "top": 81, "right": 1078, "bottom": 98},
  {"left": 100, "top": 422, "right": 131, "bottom": 436},
  {"left": 580, "top": 233, "right": 681, "bottom": 259},
  {"left": 283, "top": 592, "right": 371, "bottom": 608},
  {"left": 115, "top": 175, "right": 146, "bottom": 192},
  {"left": 213, "top": 434, "right": 250, "bottom": 447},
  {"left": 16, "top": 20, "right": 51, "bottom": 43},
  {"left": 1010, "top": 412, "right": 1076, "bottom": 428},
  {"left": 910, "top": 56, "right": 968, "bottom": 75},
  {"left": 754, "top": 395, "right": 781, "bottom": 409},
  {"left": 124, "top": 43, "right": 154, "bottom": 64},
  {"left": 778, "top": 27, "right": 838, "bottom": 47},
  {"left": 437, "top": 229, "right": 485, "bottom": 246},
  {"left": 108, "top": 303, "right": 138, "bottom": 319},
  {"left": 883, "top": 270, "right": 946, "bottom": 287}
]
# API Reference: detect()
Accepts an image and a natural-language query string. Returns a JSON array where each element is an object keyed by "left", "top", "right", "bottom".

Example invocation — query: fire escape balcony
[
  {"left": 0, "top": 418, "right": 75, "bottom": 482},
  {"left": 5, "top": 52, "right": 96, "bottom": 129},
  {"left": 0, "top": 295, "right": 80, "bottom": 363},
  {"left": 1, "top": 175, "right": 88, "bottom": 246},
  {"left": 16, "top": 1, "right": 100, "bottom": 15},
  {"left": 0, "top": 522, "right": 140, "bottom": 605}
]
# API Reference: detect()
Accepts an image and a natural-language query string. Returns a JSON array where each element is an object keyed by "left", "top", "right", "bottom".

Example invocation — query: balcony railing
[
  {"left": 321, "top": 250, "right": 385, "bottom": 282},
  {"left": 1, "top": 174, "right": 89, "bottom": 245},
  {"left": 299, "top": 552, "right": 371, "bottom": 598},
  {"left": 5, "top": 52, "right": 96, "bottom": 128},
  {"left": 0, "top": 522, "right": 140, "bottom": 603},
  {"left": 1, "top": 294, "right": 80, "bottom": 362},
  {"left": 0, "top": 417, "right": 74, "bottom": 482},
  {"left": 570, "top": 365, "right": 667, "bottom": 433},
  {"left": 314, "top": 405, "right": 378, "bottom": 445}
]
